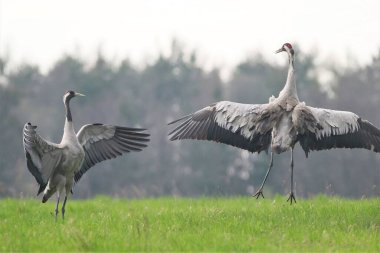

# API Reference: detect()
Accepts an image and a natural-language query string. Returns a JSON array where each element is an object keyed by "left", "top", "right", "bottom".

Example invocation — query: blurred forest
[{"left": 1, "top": 41, "right": 380, "bottom": 199}]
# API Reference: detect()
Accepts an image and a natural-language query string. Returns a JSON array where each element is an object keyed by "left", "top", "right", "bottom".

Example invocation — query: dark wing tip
[
  {"left": 117, "top": 126, "right": 148, "bottom": 132},
  {"left": 169, "top": 136, "right": 179, "bottom": 141},
  {"left": 168, "top": 114, "right": 193, "bottom": 125},
  {"left": 359, "top": 118, "right": 380, "bottom": 136},
  {"left": 116, "top": 128, "right": 150, "bottom": 140}
]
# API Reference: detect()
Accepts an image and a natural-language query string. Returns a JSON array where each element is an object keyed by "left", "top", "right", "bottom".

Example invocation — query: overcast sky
[{"left": 1, "top": 0, "right": 380, "bottom": 77}]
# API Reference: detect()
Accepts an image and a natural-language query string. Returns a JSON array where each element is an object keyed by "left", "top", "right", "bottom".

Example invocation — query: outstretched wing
[
  {"left": 168, "top": 101, "right": 279, "bottom": 153},
  {"left": 74, "top": 123, "right": 150, "bottom": 182},
  {"left": 294, "top": 104, "right": 380, "bottom": 156},
  {"left": 23, "top": 123, "right": 63, "bottom": 195}
]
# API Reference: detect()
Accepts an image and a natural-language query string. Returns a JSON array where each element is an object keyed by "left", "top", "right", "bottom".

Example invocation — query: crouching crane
[
  {"left": 23, "top": 91, "right": 150, "bottom": 220},
  {"left": 168, "top": 43, "right": 380, "bottom": 204}
]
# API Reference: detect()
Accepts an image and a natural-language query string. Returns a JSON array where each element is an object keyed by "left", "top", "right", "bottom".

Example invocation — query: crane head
[
  {"left": 63, "top": 90, "right": 85, "bottom": 103},
  {"left": 275, "top": 43, "right": 294, "bottom": 55}
]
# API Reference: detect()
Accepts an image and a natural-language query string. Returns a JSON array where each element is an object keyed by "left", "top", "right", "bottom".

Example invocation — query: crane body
[{"left": 23, "top": 91, "right": 150, "bottom": 219}]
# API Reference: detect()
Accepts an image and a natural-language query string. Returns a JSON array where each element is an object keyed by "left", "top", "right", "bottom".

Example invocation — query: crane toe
[
  {"left": 287, "top": 192, "right": 297, "bottom": 204},
  {"left": 253, "top": 189, "right": 265, "bottom": 199}
]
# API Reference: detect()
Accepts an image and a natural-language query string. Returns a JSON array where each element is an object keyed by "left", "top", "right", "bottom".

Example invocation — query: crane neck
[
  {"left": 65, "top": 100, "right": 72, "bottom": 122},
  {"left": 279, "top": 51, "right": 299, "bottom": 101},
  {"left": 62, "top": 99, "right": 76, "bottom": 143}
]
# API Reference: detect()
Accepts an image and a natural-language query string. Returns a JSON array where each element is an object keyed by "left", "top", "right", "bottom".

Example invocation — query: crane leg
[
  {"left": 287, "top": 148, "right": 296, "bottom": 204},
  {"left": 253, "top": 152, "right": 273, "bottom": 199},
  {"left": 61, "top": 196, "right": 68, "bottom": 220},
  {"left": 54, "top": 196, "right": 60, "bottom": 222}
]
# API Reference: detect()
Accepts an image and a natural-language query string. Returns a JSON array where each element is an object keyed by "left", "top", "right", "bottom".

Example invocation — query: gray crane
[
  {"left": 23, "top": 90, "right": 150, "bottom": 220},
  {"left": 168, "top": 43, "right": 380, "bottom": 204}
]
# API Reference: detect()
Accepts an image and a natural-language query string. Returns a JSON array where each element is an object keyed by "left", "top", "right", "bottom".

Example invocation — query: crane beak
[
  {"left": 275, "top": 47, "right": 285, "bottom": 54},
  {"left": 75, "top": 92, "right": 85, "bottom": 97}
]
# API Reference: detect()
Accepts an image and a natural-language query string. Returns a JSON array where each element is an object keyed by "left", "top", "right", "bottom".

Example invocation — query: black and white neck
[
  {"left": 61, "top": 90, "right": 78, "bottom": 143},
  {"left": 61, "top": 90, "right": 84, "bottom": 143},
  {"left": 63, "top": 91, "right": 75, "bottom": 122}
]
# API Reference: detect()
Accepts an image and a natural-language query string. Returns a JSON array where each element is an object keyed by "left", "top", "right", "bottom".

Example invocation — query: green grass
[{"left": 0, "top": 196, "right": 379, "bottom": 251}]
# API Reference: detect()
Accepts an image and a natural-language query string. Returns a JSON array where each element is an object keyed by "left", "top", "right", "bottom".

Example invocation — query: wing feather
[
  {"left": 189, "top": 121, "right": 202, "bottom": 139},
  {"left": 295, "top": 105, "right": 380, "bottom": 156},
  {"left": 168, "top": 101, "right": 274, "bottom": 153},
  {"left": 74, "top": 124, "right": 150, "bottom": 182},
  {"left": 23, "top": 123, "right": 63, "bottom": 195},
  {"left": 168, "top": 117, "right": 192, "bottom": 135}
]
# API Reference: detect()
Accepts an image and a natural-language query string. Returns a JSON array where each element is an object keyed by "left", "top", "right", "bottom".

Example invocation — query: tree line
[{"left": 1, "top": 42, "right": 379, "bottom": 198}]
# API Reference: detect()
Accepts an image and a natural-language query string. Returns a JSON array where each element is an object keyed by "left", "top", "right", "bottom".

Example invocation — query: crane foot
[
  {"left": 253, "top": 189, "right": 265, "bottom": 199},
  {"left": 287, "top": 192, "right": 296, "bottom": 204}
]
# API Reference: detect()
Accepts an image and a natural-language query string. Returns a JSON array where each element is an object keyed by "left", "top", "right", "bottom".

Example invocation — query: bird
[
  {"left": 168, "top": 42, "right": 380, "bottom": 204},
  {"left": 23, "top": 90, "right": 150, "bottom": 220}
]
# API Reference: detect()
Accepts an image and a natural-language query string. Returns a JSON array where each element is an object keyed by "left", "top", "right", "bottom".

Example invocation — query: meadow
[{"left": 0, "top": 196, "right": 379, "bottom": 251}]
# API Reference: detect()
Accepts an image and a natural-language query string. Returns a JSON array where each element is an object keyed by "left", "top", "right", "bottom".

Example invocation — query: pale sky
[{"left": 1, "top": 0, "right": 380, "bottom": 77}]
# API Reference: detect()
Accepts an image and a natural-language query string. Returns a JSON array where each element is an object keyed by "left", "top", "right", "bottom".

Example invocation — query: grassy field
[{"left": 0, "top": 196, "right": 379, "bottom": 251}]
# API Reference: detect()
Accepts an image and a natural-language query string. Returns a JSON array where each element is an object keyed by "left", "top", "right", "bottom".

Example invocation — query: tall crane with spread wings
[{"left": 169, "top": 43, "right": 380, "bottom": 204}]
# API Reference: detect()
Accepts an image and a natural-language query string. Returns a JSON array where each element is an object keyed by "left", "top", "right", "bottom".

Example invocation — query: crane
[
  {"left": 23, "top": 90, "right": 150, "bottom": 220},
  {"left": 168, "top": 43, "right": 380, "bottom": 204}
]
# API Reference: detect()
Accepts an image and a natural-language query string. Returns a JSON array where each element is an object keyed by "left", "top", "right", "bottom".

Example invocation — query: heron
[
  {"left": 168, "top": 43, "right": 380, "bottom": 204},
  {"left": 23, "top": 90, "right": 150, "bottom": 220}
]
